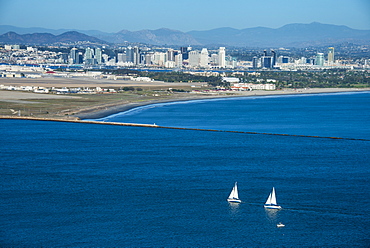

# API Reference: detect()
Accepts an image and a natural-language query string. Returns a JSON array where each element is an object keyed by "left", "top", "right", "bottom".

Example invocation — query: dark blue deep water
[{"left": 1, "top": 92, "right": 370, "bottom": 247}]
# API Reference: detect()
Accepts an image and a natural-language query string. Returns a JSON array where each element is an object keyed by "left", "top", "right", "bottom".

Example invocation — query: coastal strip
[
  {"left": 76, "top": 88, "right": 370, "bottom": 119},
  {"left": 1, "top": 116, "right": 369, "bottom": 142}
]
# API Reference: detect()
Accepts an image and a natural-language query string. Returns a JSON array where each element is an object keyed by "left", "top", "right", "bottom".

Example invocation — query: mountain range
[
  {"left": 0, "top": 22, "right": 369, "bottom": 47},
  {"left": 0, "top": 31, "right": 106, "bottom": 45}
]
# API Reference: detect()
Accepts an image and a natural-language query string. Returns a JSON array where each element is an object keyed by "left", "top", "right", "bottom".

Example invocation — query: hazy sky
[{"left": 0, "top": 0, "right": 369, "bottom": 32}]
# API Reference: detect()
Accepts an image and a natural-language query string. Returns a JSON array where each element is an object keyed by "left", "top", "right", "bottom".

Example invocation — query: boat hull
[
  {"left": 227, "top": 198, "right": 241, "bottom": 203},
  {"left": 264, "top": 205, "right": 282, "bottom": 209}
]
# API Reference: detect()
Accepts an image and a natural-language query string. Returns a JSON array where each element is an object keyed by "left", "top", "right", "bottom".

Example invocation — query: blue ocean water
[
  {"left": 97, "top": 91, "right": 370, "bottom": 140},
  {"left": 1, "top": 92, "right": 370, "bottom": 247}
]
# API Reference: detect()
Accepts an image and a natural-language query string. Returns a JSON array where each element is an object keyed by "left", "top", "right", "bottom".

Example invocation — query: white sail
[
  {"left": 265, "top": 192, "right": 272, "bottom": 205},
  {"left": 229, "top": 183, "right": 239, "bottom": 199},
  {"left": 264, "top": 187, "right": 281, "bottom": 209},
  {"left": 227, "top": 182, "right": 241, "bottom": 203},
  {"left": 270, "top": 187, "right": 277, "bottom": 205}
]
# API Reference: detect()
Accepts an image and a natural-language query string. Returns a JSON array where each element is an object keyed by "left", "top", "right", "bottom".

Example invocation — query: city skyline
[{"left": 0, "top": 0, "right": 369, "bottom": 33}]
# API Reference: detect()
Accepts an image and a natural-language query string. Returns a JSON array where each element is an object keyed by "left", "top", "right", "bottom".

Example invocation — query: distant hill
[
  {"left": 1, "top": 23, "right": 369, "bottom": 47},
  {"left": 0, "top": 25, "right": 109, "bottom": 36},
  {"left": 187, "top": 22, "right": 370, "bottom": 47},
  {"left": 95, "top": 28, "right": 200, "bottom": 46},
  {"left": 0, "top": 31, "right": 108, "bottom": 45}
]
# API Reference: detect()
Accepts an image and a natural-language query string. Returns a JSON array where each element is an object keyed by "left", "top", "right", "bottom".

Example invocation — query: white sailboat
[
  {"left": 227, "top": 182, "right": 241, "bottom": 203},
  {"left": 264, "top": 187, "right": 282, "bottom": 209}
]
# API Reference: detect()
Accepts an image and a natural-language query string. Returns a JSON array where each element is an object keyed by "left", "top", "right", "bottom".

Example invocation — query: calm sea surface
[{"left": 1, "top": 91, "right": 370, "bottom": 247}]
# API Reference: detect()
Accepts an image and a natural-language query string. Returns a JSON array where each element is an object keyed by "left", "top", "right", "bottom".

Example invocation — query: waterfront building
[
  {"left": 328, "top": 47, "right": 334, "bottom": 64},
  {"left": 218, "top": 47, "right": 226, "bottom": 68}
]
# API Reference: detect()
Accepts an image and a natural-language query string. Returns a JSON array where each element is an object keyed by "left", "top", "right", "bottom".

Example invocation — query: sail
[
  {"left": 228, "top": 182, "right": 239, "bottom": 199},
  {"left": 271, "top": 187, "right": 277, "bottom": 205},
  {"left": 265, "top": 192, "right": 272, "bottom": 205}
]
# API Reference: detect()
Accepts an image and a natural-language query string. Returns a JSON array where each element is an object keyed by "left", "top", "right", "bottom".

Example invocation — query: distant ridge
[
  {"left": 95, "top": 28, "right": 200, "bottom": 46},
  {"left": 187, "top": 22, "right": 370, "bottom": 47},
  {"left": 0, "top": 31, "right": 108, "bottom": 45},
  {"left": 0, "top": 22, "right": 369, "bottom": 47}
]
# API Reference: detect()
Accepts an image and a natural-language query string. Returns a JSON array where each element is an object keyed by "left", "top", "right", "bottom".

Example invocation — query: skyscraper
[
  {"left": 84, "top": 47, "right": 94, "bottom": 64},
  {"left": 218, "top": 47, "right": 226, "bottom": 68},
  {"left": 180, "top": 47, "right": 191, "bottom": 60},
  {"left": 69, "top": 48, "right": 78, "bottom": 64},
  {"left": 271, "top": 50, "right": 276, "bottom": 67},
  {"left": 199, "top": 48, "right": 209, "bottom": 68},
  {"left": 262, "top": 56, "right": 272, "bottom": 68},
  {"left": 95, "top": 48, "right": 102, "bottom": 64},
  {"left": 316, "top": 53, "right": 324, "bottom": 66},
  {"left": 252, "top": 56, "right": 259, "bottom": 69},
  {"left": 328, "top": 47, "right": 334, "bottom": 64},
  {"left": 188, "top": 50, "right": 200, "bottom": 67},
  {"left": 126, "top": 46, "right": 134, "bottom": 63},
  {"left": 167, "top": 49, "right": 175, "bottom": 62},
  {"left": 133, "top": 46, "right": 140, "bottom": 65}
]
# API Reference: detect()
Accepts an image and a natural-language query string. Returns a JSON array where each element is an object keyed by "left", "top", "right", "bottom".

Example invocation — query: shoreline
[{"left": 75, "top": 88, "right": 370, "bottom": 120}]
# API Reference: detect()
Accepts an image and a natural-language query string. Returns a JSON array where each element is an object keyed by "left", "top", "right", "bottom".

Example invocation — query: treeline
[{"left": 241, "top": 70, "right": 370, "bottom": 89}]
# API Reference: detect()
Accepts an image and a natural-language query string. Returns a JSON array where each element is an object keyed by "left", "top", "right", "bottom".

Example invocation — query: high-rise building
[
  {"left": 126, "top": 46, "right": 134, "bottom": 63},
  {"left": 218, "top": 47, "right": 226, "bottom": 68},
  {"left": 69, "top": 48, "right": 78, "bottom": 64},
  {"left": 95, "top": 48, "right": 102, "bottom": 64},
  {"left": 199, "top": 48, "right": 209, "bottom": 68},
  {"left": 145, "top": 53, "right": 153, "bottom": 65},
  {"left": 316, "top": 53, "right": 324, "bottom": 66},
  {"left": 271, "top": 50, "right": 276, "bottom": 67},
  {"left": 252, "top": 56, "right": 259, "bottom": 69},
  {"left": 133, "top": 46, "right": 140, "bottom": 65},
  {"left": 175, "top": 53, "right": 183, "bottom": 68},
  {"left": 167, "top": 49, "right": 175, "bottom": 62},
  {"left": 180, "top": 47, "right": 191, "bottom": 60},
  {"left": 188, "top": 50, "right": 200, "bottom": 67},
  {"left": 84, "top": 47, "right": 94, "bottom": 64},
  {"left": 328, "top": 47, "right": 334, "bottom": 64},
  {"left": 117, "top": 53, "right": 126, "bottom": 63},
  {"left": 262, "top": 56, "right": 272, "bottom": 68}
]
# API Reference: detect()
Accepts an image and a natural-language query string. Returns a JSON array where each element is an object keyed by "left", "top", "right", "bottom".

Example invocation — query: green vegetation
[{"left": 241, "top": 70, "right": 370, "bottom": 89}]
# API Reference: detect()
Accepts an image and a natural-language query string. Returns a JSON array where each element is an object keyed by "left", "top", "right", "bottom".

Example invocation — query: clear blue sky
[{"left": 0, "top": 0, "right": 369, "bottom": 32}]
